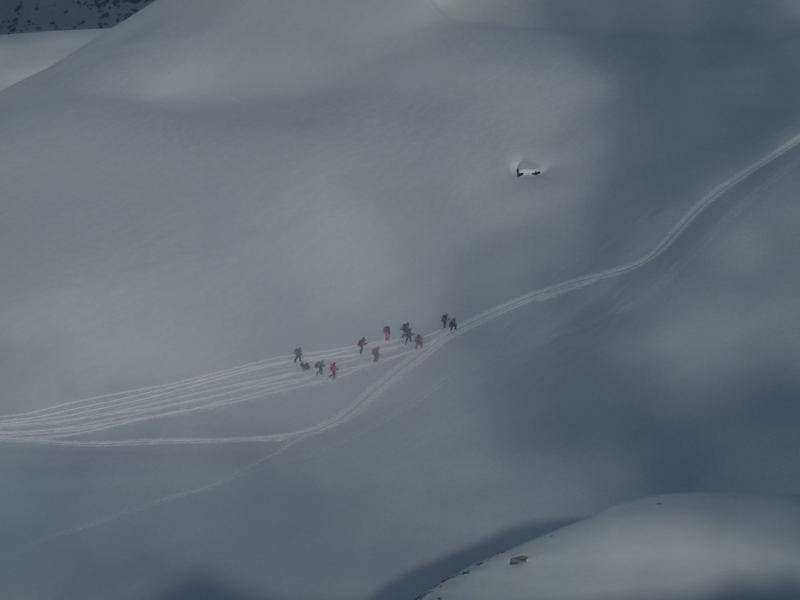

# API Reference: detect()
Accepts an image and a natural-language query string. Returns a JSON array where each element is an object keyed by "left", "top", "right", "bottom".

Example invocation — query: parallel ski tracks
[
  {"left": 2, "top": 132, "right": 799, "bottom": 562},
  {"left": 2, "top": 131, "right": 800, "bottom": 452}
]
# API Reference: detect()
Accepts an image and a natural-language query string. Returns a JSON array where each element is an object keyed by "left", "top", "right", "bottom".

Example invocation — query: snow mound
[
  {"left": 432, "top": 0, "right": 800, "bottom": 34},
  {"left": 420, "top": 494, "right": 800, "bottom": 600}
]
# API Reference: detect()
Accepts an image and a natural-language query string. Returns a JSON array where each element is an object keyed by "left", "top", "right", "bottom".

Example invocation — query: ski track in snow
[
  {"left": 1, "top": 131, "right": 799, "bottom": 561},
  {"left": 2, "top": 131, "right": 800, "bottom": 450}
]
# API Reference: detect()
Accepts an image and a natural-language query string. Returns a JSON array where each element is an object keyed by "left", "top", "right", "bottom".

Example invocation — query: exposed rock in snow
[
  {"left": 515, "top": 160, "right": 542, "bottom": 177},
  {"left": 0, "top": 0, "right": 156, "bottom": 34},
  {"left": 420, "top": 494, "right": 800, "bottom": 600}
]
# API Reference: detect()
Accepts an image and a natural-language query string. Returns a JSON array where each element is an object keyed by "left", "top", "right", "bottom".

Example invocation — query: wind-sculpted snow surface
[
  {"left": 0, "top": 29, "right": 100, "bottom": 90},
  {"left": 420, "top": 494, "right": 800, "bottom": 600}
]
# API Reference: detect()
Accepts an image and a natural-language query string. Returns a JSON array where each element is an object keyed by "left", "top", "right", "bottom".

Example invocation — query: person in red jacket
[
  {"left": 357, "top": 337, "right": 368, "bottom": 354},
  {"left": 328, "top": 362, "right": 338, "bottom": 380},
  {"left": 371, "top": 346, "right": 380, "bottom": 362}
]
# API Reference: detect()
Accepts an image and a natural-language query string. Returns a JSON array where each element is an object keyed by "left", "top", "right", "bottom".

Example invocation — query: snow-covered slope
[
  {"left": 421, "top": 494, "right": 800, "bottom": 599},
  {"left": 1, "top": 1, "right": 800, "bottom": 599},
  {"left": 0, "top": 29, "right": 99, "bottom": 90}
]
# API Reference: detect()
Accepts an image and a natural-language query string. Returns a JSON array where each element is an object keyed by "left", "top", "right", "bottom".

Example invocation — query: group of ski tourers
[
  {"left": 294, "top": 349, "right": 336, "bottom": 378},
  {"left": 292, "top": 313, "right": 458, "bottom": 380}
]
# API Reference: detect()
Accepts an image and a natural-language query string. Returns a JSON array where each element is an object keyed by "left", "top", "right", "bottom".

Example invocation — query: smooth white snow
[
  {"left": 1, "top": 1, "right": 800, "bottom": 599},
  {"left": 421, "top": 494, "right": 800, "bottom": 600}
]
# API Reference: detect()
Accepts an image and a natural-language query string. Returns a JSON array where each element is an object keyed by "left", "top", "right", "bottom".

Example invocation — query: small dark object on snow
[
  {"left": 515, "top": 160, "right": 542, "bottom": 177},
  {"left": 516, "top": 167, "right": 541, "bottom": 176},
  {"left": 509, "top": 555, "right": 528, "bottom": 565}
]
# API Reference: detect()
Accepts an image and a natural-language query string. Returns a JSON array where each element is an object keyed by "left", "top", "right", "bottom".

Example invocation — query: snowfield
[{"left": 1, "top": 1, "right": 799, "bottom": 598}]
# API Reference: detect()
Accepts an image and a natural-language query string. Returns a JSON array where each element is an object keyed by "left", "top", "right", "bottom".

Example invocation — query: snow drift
[{"left": 420, "top": 494, "right": 800, "bottom": 599}]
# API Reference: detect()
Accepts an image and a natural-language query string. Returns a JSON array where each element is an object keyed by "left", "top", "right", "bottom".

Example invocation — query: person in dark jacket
[
  {"left": 357, "top": 337, "right": 368, "bottom": 354},
  {"left": 448, "top": 317, "right": 457, "bottom": 332},
  {"left": 383, "top": 325, "right": 391, "bottom": 341},
  {"left": 441, "top": 313, "right": 448, "bottom": 328},
  {"left": 314, "top": 360, "right": 325, "bottom": 375},
  {"left": 293, "top": 347, "right": 303, "bottom": 363}
]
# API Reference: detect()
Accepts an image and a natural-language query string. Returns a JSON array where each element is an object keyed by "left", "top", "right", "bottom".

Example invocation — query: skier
[
  {"left": 371, "top": 346, "right": 380, "bottom": 362},
  {"left": 293, "top": 347, "right": 303, "bottom": 363},
  {"left": 383, "top": 325, "right": 391, "bottom": 341},
  {"left": 314, "top": 359, "right": 325, "bottom": 375},
  {"left": 328, "top": 362, "right": 338, "bottom": 380},
  {"left": 441, "top": 313, "right": 448, "bottom": 328},
  {"left": 300, "top": 361, "right": 311, "bottom": 372},
  {"left": 400, "top": 322, "right": 411, "bottom": 344},
  {"left": 448, "top": 317, "right": 457, "bottom": 332},
  {"left": 415, "top": 333, "right": 423, "bottom": 349},
  {"left": 357, "top": 337, "right": 368, "bottom": 354}
]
